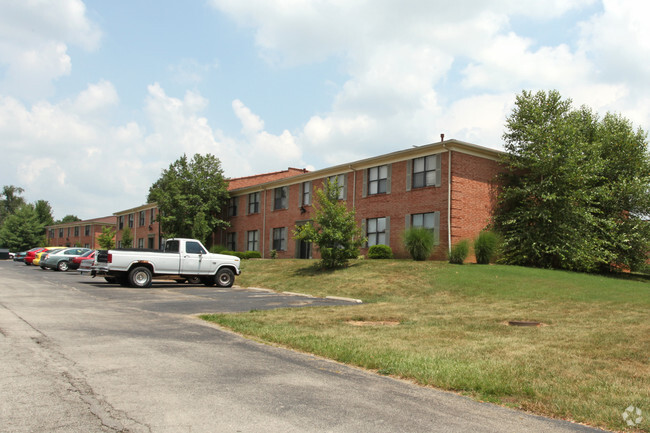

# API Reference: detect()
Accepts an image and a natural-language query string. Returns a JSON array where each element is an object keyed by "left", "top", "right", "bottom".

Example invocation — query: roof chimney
[{"left": 440, "top": 133, "right": 445, "bottom": 142}]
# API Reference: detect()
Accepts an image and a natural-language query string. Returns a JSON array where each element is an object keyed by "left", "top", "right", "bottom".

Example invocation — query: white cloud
[{"left": 0, "top": 0, "right": 101, "bottom": 101}]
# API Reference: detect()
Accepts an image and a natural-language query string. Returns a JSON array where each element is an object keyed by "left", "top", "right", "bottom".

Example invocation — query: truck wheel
[
  {"left": 104, "top": 277, "right": 117, "bottom": 284},
  {"left": 128, "top": 266, "right": 152, "bottom": 288},
  {"left": 187, "top": 276, "right": 201, "bottom": 284},
  {"left": 57, "top": 261, "right": 69, "bottom": 272},
  {"left": 216, "top": 268, "right": 234, "bottom": 288}
]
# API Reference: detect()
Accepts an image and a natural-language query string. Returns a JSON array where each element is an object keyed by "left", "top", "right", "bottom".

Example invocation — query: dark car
[{"left": 13, "top": 251, "right": 27, "bottom": 262}]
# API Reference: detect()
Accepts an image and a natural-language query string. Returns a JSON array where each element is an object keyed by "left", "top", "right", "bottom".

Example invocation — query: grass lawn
[{"left": 201, "top": 259, "right": 650, "bottom": 432}]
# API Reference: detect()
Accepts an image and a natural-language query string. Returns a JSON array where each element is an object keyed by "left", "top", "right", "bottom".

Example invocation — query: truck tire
[
  {"left": 128, "top": 266, "right": 153, "bottom": 288},
  {"left": 104, "top": 277, "right": 117, "bottom": 284},
  {"left": 216, "top": 268, "right": 235, "bottom": 288}
]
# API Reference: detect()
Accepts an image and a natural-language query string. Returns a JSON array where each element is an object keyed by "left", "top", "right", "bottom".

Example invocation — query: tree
[
  {"left": 121, "top": 226, "right": 133, "bottom": 248},
  {"left": 293, "top": 179, "right": 366, "bottom": 269},
  {"left": 0, "top": 204, "right": 44, "bottom": 251},
  {"left": 97, "top": 226, "right": 116, "bottom": 250},
  {"left": 148, "top": 154, "right": 230, "bottom": 244},
  {"left": 34, "top": 200, "right": 54, "bottom": 228},
  {"left": 57, "top": 215, "right": 81, "bottom": 224},
  {"left": 493, "top": 90, "right": 650, "bottom": 272},
  {"left": 0, "top": 185, "right": 26, "bottom": 225}
]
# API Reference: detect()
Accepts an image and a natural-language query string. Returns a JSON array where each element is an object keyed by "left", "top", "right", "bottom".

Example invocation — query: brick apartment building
[
  {"left": 114, "top": 203, "right": 161, "bottom": 249},
  {"left": 46, "top": 216, "right": 116, "bottom": 249},
  {"left": 214, "top": 138, "right": 503, "bottom": 260}
]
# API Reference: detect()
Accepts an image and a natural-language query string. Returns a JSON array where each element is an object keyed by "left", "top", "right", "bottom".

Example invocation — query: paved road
[{"left": 0, "top": 261, "right": 607, "bottom": 433}]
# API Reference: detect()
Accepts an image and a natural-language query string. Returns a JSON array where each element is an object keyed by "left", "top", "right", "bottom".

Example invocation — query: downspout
[
  {"left": 443, "top": 143, "right": 452, "bottom": 254},
  {"left": 262, "top": 188, "right": 267, "bottom": 258},
  {"left": 349, "top": 165, "right": 356, "bottom": 209}
]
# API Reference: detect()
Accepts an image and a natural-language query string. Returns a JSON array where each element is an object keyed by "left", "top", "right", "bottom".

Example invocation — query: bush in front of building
[
  {"left": 220, "top": 250, "right": 262, "bottom": 259},
  {"left": 448, "top": 240, "right": 470, "bottom": 264},
  {"left": 209, "top": 245, "right": 227, "bottom": 254},
  {"left": 473, "top": 231, "right": 500, "bottom": 264},
  {"left": 403, "top": 227, "right": 435, "bottom": 261},
  {"left": 368, "top": 244, "right": 393, "bottom": 259}
]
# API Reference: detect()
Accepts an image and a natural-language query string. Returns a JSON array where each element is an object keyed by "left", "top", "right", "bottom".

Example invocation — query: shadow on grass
[{"left": 291, "top": 262, "right": 363, "bottom": 277}]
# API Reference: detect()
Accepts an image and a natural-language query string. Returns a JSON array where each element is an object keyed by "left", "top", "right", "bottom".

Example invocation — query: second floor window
[
  {"left": 328, "top": 174, "right": 346, "bottom": 200},
  {"left": 74, "top": 226, "right": 79, "bottom": 236},
  {"left": 301, "top": 181, "right": 311, "bottom": 206},
  {"left": 84, "top": 225, "right": 90, "bottom": 236},
  {"left": 248, "top": 192, "right": 260, "bottom": 214},
  {"left": 59, "top": 228, "right": 64, "bottom": 238},
  {"left": 228, "top": 197, "right": 238, "bottom": 217},
  {"left": 274, "top": 186, "right": 288, "bottom": 210},
  {"left": 118, "top": 216, "right": 124, "bottom": 230},
  {"left": 412, "top": 155, "right": 438, "bottom": 188},
  {"left": 128, "top": 213, "right": 134, "bottom": 228},
  {"left": 139, "top": 211, "right": 146, "bottom": 226},
  {"left": 368, "top": 165, "right": 388, "bottom": 195}
]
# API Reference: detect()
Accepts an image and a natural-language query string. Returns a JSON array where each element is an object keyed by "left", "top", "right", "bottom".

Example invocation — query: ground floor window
[
  {"left": 247, "top": 230, "right": 259, "bottom": 251},
  {"left": 227, "top": 232, "right": 237, "bottom": 251},
  {"left": 367, "top": 217, "right": 387, "bottom": 247},
  {"left": 410, "top": 211, "right": 440, "bottom": 244},
  {"left": 272, "top": 227, "right": 287, "bottom": 251}
]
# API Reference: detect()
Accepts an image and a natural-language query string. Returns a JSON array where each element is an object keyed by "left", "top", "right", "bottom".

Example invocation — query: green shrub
[
  {"left": 473, "top": 231, "right": 500, "bottom": 264},
  {"left": 403, "top": 227, "right": 435, "bottom": 261},
  {"left": 448, "top": 240, "right": 470, "bottom": 264},
  {"left": 270, "top": 249, "right": 278, "bottom": 259},
  {"left": 368, "top": 244, "right": 393, "bottom": 259},
  {"left": 209, "top": 244, "right": 228, "bottom": 254},
  {"left": 245, "top": 251, "right": 262, "bottom": 259}
]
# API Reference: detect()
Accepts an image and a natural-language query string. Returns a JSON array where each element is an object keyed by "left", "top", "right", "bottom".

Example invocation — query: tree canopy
[
  {"left": 293, "top": 179, "right": 365, "bottom": 269},
  {"left": 493, "top": 90, "right": 650, "bottom": 272},
  {"left": 0, "top": 185, "right": 26, "bottom": 225},
  {"left": 147, "top": 154, "right": 230, "bottom": 245},
  {"left": 0, "top": 204, "right": 44, "bottom": 251}
]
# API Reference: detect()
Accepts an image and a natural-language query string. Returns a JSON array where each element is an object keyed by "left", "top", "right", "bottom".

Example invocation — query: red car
[
  {"left": 70, "top": 250, "right": 96, "bottom": 270},
  {"left": 24, "top": 247, "right": 46, "bottom": 265}
]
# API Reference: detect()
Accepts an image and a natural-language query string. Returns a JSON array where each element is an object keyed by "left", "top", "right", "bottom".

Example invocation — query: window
[
  {"left": 148, "top": 235, "right": 155, "bottom": 249},
  {"left": 67, "top": 227, "right": 71, "bottom": 237},
  {"left": 226, "top": 232, "right": 237, "bottom": 251},
  {"left": 301, "top": 181, "right": 311, "bottom": 206},
  {"left": 248, "top": 192, "right": 260, "bottom": 214},
  {"left": 328, "top": 174, "right": 346, "bottom": 200},
  {"left": 272, "top": 227, "right": 287, "bottom": 251},
  {"left": 228, "top": 197, "right": 238, "bottom": 217},
  {"left": 247, "top": 230, "right": 259, "bottom": 251},
  {"left": 74, "top": 226, "right": 79, "bottom": 236},
  {"left": 367, "top": 217, "right": 387, "bottom": 247},
  {"left": 165, "top": 240, "right": 180, "bottom": 253},
  {"left": 49, "top": 229, "right": 55, "bottom": 238},
  {"left": 274, "top": 186, "right": 288, "bottom": 210},
  {"left": 412, "top": 155, "right": 438, "bottom": 189},
  {"left": 118, "top": 216, "right": 124, "bottom": 230},
  {"left": 186, "top": 241, "right": 206, "bottom": 255},
  {"left": 368, "top": 165, "right": 388, "bottom": 195},
  {"left": 84, "top": 225, "right": 90, "bottom": 236},
  {"left": 150, "top": 208, "right": 156, "bottom": 224},
  {"left": 59, "top": 228, "right": 64, "bottom": 238},
  {"left": 409, "top": 211, "right": 440, "bottom": 244},
  {"left": 139, "top": 211, "right": 146, "bottom": 226},
  {"left": 138, "top": 238, "right": 144, "bottom": 249},
  {"left": 128, "top": 213, "right": 134, "bottom": 228}
]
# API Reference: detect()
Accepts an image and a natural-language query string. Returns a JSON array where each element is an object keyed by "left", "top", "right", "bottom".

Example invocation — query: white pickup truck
[{"left": 92, "top": 238, "right": 241, "bottom": 288}]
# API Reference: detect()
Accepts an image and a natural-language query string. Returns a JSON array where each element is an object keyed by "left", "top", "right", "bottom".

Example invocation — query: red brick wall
[{"left": 220, "top": 149, "right": 502, "bottom": 261}]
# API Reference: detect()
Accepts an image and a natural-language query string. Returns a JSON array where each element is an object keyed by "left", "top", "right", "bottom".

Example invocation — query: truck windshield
[{"left": 165, "top": 240, "right": 180, "bottom": 253}]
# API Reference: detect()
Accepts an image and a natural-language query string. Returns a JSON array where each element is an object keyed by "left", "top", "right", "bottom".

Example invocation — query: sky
[{"left": 1, "top": 0, "right": 649, "bottom": 220}]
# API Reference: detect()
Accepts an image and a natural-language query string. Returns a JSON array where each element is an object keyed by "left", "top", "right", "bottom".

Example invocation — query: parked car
[
  {"left": 13, "top": 251, "right": 27, "bottom": 262},
  {"left": 42, "top": 247, "right": 92, "bottom": 271},
  {"left": 33, "top": 247, "right": 66, "bottom": 267},
  {"left": 24, "top": 247, "right": 46, "bottom": 265},
  {"left": 70, "top": 249, "right": 96, "bottom": 270}
]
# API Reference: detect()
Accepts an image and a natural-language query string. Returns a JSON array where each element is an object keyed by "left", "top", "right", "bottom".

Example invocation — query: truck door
[{"left": 181, "top": 241, "right": 207, "bottom": 274}]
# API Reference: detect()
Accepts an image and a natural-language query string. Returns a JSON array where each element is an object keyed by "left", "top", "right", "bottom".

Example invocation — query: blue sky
[{"left": 1, "top": 0, "right": 649, "bottom": 220}]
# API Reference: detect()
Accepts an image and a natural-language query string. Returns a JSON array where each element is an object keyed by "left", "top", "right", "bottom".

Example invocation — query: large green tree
[
  {"left": 148, "top": 154, "right": 229, "bottom": 244},
  {"left": 293, "top": 179, "right": 366, "bottom": 269},
  {"left": 494, "top": 90, "right": 650, "bottom": 272},
  {"left": 0, "top": 185, "right": 26, "bottom": 225},
  {"left": 0, "top": 204, "right": 44, "bottom": 251},
  {"left": 34, "top": 200, "right": 54, "bottom": 228}
]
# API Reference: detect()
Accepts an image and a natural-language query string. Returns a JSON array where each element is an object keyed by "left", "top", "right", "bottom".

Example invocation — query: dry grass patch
[{"left": 204, "top": 259, "right": 650, "bottom": 432}]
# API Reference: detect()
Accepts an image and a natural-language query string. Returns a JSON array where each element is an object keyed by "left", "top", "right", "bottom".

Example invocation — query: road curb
[
  {"left": 326, "top": 296, "right": 363, "bottom": 304},
  {"left": 282, "top": 291, "right": 316, "bottom": 298}
]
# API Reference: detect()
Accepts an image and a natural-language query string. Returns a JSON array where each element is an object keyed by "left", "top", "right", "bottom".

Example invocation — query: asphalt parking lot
[{"left": 0, "top": 260, "right": 607, "bottom": 433}]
